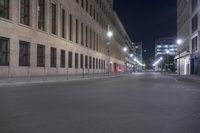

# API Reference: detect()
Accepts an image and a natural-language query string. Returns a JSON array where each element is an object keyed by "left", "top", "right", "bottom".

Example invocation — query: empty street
[{"left": 0, "top": 73, "right": 200, "bottom": 133}]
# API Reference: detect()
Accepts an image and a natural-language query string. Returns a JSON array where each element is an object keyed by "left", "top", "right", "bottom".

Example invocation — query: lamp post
[
  {"left": 107, "top": 30, "right": 113, "bottom": 75},
  {"left": 166, "top": 50, "right": 170, "bottom": 72},
  {"left": 122, "top": 47, "right": 128, "bottom": 72},
  {"left": 177, "top": 39, "right": 183, "bottom": 76}
]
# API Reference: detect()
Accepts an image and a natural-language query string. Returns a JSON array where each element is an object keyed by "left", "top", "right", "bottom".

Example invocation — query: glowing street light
[
  {"left": 153, "top": 57, "right": 163, "bottom": 67},
  {"left": 166, "top": 50, "right": 170, "bottom": 54},
  {"left": 134, "top": 58, "right": 145, "bottom": 66},
  {"left": 123, "top": 47, "right": 128, "bottom": 52},
  {"left": 176, "top": 39, "right": 183, "bottom": 45},
  {"left": 107, "top": 31, "right": 113, "bottom": 38}
]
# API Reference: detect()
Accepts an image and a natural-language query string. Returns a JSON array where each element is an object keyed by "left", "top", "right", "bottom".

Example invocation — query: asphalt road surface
[{"left": 0, "top": 72, "right": 200, "bottom": 133}]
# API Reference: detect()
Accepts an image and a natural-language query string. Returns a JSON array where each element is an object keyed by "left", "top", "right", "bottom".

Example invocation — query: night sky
[{"left": 113, "top": 0, "right": 177, "bottom": 63}]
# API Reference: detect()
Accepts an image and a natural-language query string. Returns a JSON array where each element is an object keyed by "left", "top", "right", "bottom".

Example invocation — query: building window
[
  {"left": 100, "top": 59, "right": 102, "bottom": 69},
  {"left": 93, "top": 8, "right": 95, "bottom": 20},
  {"left": 99, "top": 59, "right": 101, "bottom": 69},
  {"left": 103, "top": 60, "right": 105, "bottom": 69},
  {"left": 50, "top": 47, "right": 56, "bottom": 67},
  {"left": 19, "top": 41, "right": 30, "bottom": 66},
  {"left": 89, "top": 5, "right": 92, "bottom": 16},
  {"left": 89, "top": 28, "right": 92, "bottom": 48},
  {"left": 0, "top": 37, "right": 9, "bottom": 65},
  {"left": 80, "top": 54, "right": 83, "bottom": 68},
  {"left": 20, "top": 0, "right": 30, "bottom": 25},
  {"left": 192, "top": 36, "right": 198, "bottom": 52},
  {"left": 37, "top": 44, "right": 45, "bottom": 67},
  {"left": 85, "top": 26, "right": 88, "bottom": 47},
  {"left": 85, "top": 55, "right": 88, "bottom": 68},
  {"left": 96, "top": 58, "right": 98, "bottom": 69},
  {"left": 68, "top": 51, "right": 73, "bottom": 68},
  {"left": 81, "top": 0, "right": 84, "bottom": 8},
  {"left": 93, "top": 32, "right": 96, "bottom": 50},
  {"left": 75, "top": 53, "right": 79, "bottom": 68},
  {"left": 81, "top": 23, "right": 84, "bottom": 45},
  {"left": 51, "top": 3, "right": 57, "bottom": 35},
  {"left": 192, "top": 0, "right": 198, "bottom": 12},
  {"left": 86, "top": 0, "right": 88, "bottom": 12},
  {"left": 93, "top": 57, "right": 95, "bottom": 69},
  {"left": 61, "top": 9, "right": 66, "bottom": 38},
  {"left": 69, "top": 14, "right": 73, "bottom": 41},
  {"left": 60, "top": 50, "right": 65, "bottom": 68},
  {"left": 89, "top": 56, "right": 92, "bottom": 69},
  {"left": 192, "top": 14, "right": 198, "bottom": 33},
  {"left": 96, "top": 35, "right": 99, "bottom": 51},
  {"left": 96, "top": 12, "right": 98, "bottom": 23},
  {"left": 38, "top": 0, "right": 45, "bottom": 30},
  {"left": 0, "top": 0, "right": 9, "bottom": 19},
  {"left": 75, "top": 19, "right": 79, "bottom": 43}
]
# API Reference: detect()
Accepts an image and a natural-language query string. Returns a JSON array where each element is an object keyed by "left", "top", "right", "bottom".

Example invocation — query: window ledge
[
  {"left": 18, "top": 23, "right": 33, "bottom": 30},
  {"left": 0, "top": 17, "right": 13, "bottom": 24}
]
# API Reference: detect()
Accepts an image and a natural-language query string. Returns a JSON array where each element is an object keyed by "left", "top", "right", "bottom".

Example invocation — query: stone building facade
[
  {"left": 190, "top": 0, "right": 200, "bottom": 75},
  {"left": 0, "top": 0, "right": 129, "bottom": 77},
  {"left": 176, "top": 0, "right": 191, "bottom": 75},
  {"left": 176, "top": 0, "right": 200, "bottom": 75}
]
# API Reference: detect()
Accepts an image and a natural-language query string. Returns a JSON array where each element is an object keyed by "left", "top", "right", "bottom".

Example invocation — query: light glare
[
  {"left": 176, "top": 39, "right": 183, "bottom": 45},
  {"left": 123, "top": 47, "right": 128, "bottom": 52},
  {"left": 107, "top": 31, "right": 113, "bottom": 38}
]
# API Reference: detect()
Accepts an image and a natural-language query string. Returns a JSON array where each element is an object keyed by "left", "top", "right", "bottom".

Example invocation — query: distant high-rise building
[
  {"left": 135, "top": 43, "right": 143, "bottom": 62},
  {"left": 155, "top": 37, "right": 177, "bottom": 57},
  {"left": 154, "top": 37, "right": 177, "bottom": 72},
  {"left": 135, "top": 42, "right": 143, "bottom": 71}
]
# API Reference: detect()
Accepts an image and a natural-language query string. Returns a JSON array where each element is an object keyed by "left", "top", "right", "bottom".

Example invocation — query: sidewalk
[
  {"left": 173, "top": 74, "right": 200, "bottom": 82},
  {"left": 0, "top": 73, "right": 122, "bottom": 87}
]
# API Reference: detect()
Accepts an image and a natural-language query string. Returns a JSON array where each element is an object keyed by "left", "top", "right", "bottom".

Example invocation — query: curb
[
  {"left": 0, "top": 75, "right": 121, "bottom": 87},
  {"left": 173, "top": 75, "right": 200, "bottom": 83}
]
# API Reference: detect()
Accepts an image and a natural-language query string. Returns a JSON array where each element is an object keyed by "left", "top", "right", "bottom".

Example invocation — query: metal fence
[{"left": 0, "top": 66, "right": 129, "bottom": 85}]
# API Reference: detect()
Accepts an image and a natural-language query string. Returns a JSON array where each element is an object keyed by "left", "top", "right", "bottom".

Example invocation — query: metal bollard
[
  {"left": 43, "top": 67, "right": 46, "bottom": 82},
  {"left": 82, "top": 68, "right": 85, "bottom": 79},
  {"left": 56, "top": 67, "right": 58, "bottom": 81},
  {"left": 27, "top": 66, "right": 31, "bottom": 82},
  {"left": 7, "top": 65, "right": 11, "bottom": 83},
  {"left": 67, "top": 68, "right": 69, "bottom": 80},
  {"left": 88, "top": 69, "right": 90, "bottom": 78},
  {"left": 76, "top": 69, "right": 78, "bottom": 79}
]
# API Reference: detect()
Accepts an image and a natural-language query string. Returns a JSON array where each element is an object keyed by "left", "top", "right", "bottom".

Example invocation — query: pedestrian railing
[{"left": 0, "top": 66, "right": 131, "bottom": 85}]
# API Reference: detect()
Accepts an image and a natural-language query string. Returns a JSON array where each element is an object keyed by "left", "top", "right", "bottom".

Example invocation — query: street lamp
[
  {"left": 153, "top": 57, "right": 163, "bottom": 72},
  {"left": 176, "top": 38, "right": 183, "bottom": 76},
  {"left": 107, "top": 31, "right": 113, "bottom": 38},
  {"left": 176, "top": 39, "right": 183, "bottom": 45},
  {"left": 107, "top": 30, "right": 113, "bottom": 75},
  {"left": 123, "top": 47, "right": 128, "bottom": 52},
  {"left": 166, "top": 50, "right": 170, "bottom": 72},
  {"left": 130, "top": 54, "right": 133, "bottom": 57}
]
